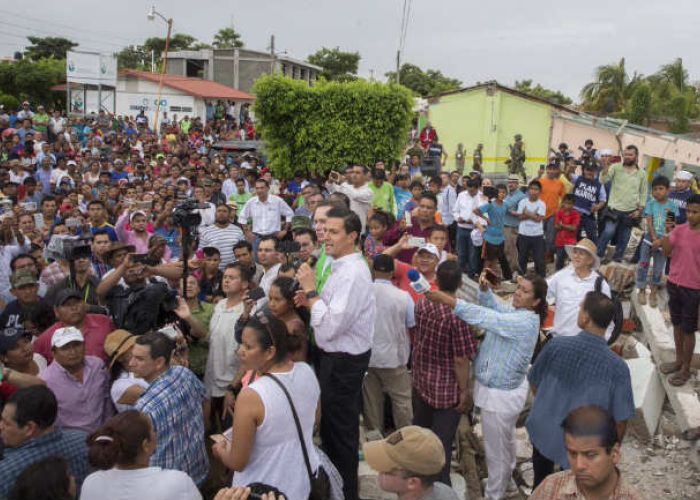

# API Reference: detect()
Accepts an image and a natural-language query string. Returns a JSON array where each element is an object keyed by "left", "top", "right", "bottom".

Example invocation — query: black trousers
[
  {"left": 319, "top": 349, "right": 371, "bottom": 500},
  {"left": 412, "top": 390, "right": 461, "bottom": 486},
  {"left": 532, "top": 445, "right": 556, "bottom": 488},
  {"left": 517, "top": 234, "right": 546, "bottom": 277}
]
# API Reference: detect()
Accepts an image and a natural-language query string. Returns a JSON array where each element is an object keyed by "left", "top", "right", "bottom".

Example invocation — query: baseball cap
[
  {"left": 54, "top": 288, "right": 83, "bottom": 307},
  {"left": 0, "top": 327, "right": 30, "bottom": 353},
  {"left": 363, "top": 426, "right": 445, "bottom": 475},
  {"left": 416, "top": 243, "right": 440, "bottom": 259},
  {"left": 51, "top": 326, "right": 84, "bottom": 348},
  {"left": 372, "top": 254, "right": 395, "bottom": 273},
  {"left": 10, "top": 269, "right": 38, "bottom": 288},
  {"left": 67, "top": 160, "right": 77, "bottom": 166},
  {"left": 291, "top": 215, "right": 312, "bottom": 232}
]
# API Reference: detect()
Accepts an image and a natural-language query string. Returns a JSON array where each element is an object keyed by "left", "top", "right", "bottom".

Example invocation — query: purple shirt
[
  {"left": 383, "top": 217, "right": 432, "bottom": 263},
  {"left": 41, "top": 355, "right": 114, "bottom": 434}
]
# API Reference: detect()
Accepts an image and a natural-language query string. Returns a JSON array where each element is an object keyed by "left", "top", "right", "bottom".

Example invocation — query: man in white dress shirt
[
  {"left": 296, "top": 207, "right": 376, "bottom": 500},
  {"left": 326, "top": 165, "right": 374, "bottom": 233},
  {"left": 239, "top": 178, "right": 294, "bottom": 255}
]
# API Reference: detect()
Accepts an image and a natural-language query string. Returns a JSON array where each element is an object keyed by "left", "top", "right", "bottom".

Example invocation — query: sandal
[
  {"left": 669, "top": 371, "right": 691, "bottom": 386},
  {"left": 659, "top": 362, "right": 682, "bottom": 374}
]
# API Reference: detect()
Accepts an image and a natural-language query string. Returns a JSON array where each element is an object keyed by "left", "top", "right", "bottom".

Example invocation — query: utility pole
[{"left": 396, "top": 50, "right": 401, "bottom": 84}]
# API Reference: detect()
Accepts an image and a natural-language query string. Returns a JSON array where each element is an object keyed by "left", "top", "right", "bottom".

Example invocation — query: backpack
[{"left": 595, "top": 274, "right": 624, "bottom": 345}]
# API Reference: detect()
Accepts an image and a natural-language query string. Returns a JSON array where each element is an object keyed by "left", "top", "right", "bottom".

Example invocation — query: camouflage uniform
[
  {"left": 472, "top": 144, "right": 483, "bottom": 173},
  {"left": 507, "top": 134, "right": 527, "bottom": 182}
]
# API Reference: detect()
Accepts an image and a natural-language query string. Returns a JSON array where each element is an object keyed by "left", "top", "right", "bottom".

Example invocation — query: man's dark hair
[
  {"left": 92, "top": 228, "right": 110, "bottom": 240},
  {"left": 326, "top": 207, "right": 361, "bottom": 244},
  {"left": 202, "top": 246, "right": 220, "bottom": 258},
  {"left": 688, "top": 193, "right": 700, "bottom": 206},
  {"left": 7, "top": 386, "right": 58, "bottom": 429},
  {"left": 529, "top": 180, "right": 542, "bottom": 191},
  {"left": 428, "top": 176, "right": 441, "bottom": 186},
  {"left": 496, "top": 183, "right": 507, "bottom": 193},
  {"left": 562, "top": 405, "right": 618, "bottom": 450},
  {"left": 396, "top": 173, "right": 410, "bottom": 183},
  {"left": 134, "top": 332, "right": 175, "bottom": 366},
  {"left": 233, "top": 240, "right": 253, "bottom": 252},
  {"left": 23, "top": 176, "right": 36, "bottom": 185},
  {"left": 235, "top": 178, "right": 246, "bottom": 185},
  {"left": 466, "top": 178, "right": 480, "bottom": 189},
  {"left": 582, "top": 291, "right": 615, "bottom": 330},
  {"left": 87, "top": 199, "right": 106, "bottom": 210},
  {"left": 373, "top": 169, "right": 386, "bottom": 181},
  {"left": 651, "top": 175, "right": 670, "bottom": 189},
  {"left": 40, "top": 195, "right": 56, "bottom": 206},
  {"left": 625, "top": 144, "right": 639, "bottom": 156},
  {"left": 328, "top": 192, "right": 350, "bottom": 209},
  {"left": 562, "top": 193, "right": 576, "bottom": 204},
  {"left": 10, "top": 253, "right": 37, "bottom": 271},
  {"left": 353, "top": 164, "right": 368, "bottom": 174},
  {"left": 225, "top": 261, "right": 253, "bottom": 282},
  {"left": 255, "top": 178, "right": 270, "bottom": 188},
  {"left": 409, "top": 180, "right": 423, "bottom": 191},
  {"left": 436, "top": 260, "right": 462, "bottom": 293},
  {"left": 427, "top": 224, "right": 448, "bottom": 237},
  {"left": 584, "top": 139, "right": 594, "bottom": 146},
  {"left": 293, "top": 227, "right": 317, "bottom": 243},
  {"left": 259, "top": 235, "right": 279, "bottom": 251},
  {"left": 419, "top": 192, "right": 438, "bottom": 208}
]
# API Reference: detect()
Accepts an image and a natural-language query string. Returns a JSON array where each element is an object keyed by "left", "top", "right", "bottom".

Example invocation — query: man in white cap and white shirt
[
  {"left": 40, "top": 326, "right": 113, "bottom": 433},
  {"left": 363, "top": 425, "right": 460, "bottom": 500},
  {"left": 546, "top": 238, "right": 613, "bottom": 339},
  {"left": 670, "top": 170, "right": 695, "bottom": 224}
]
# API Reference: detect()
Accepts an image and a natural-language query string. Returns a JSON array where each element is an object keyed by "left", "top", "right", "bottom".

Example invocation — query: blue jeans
[
  {"left": 636, "top": 236, "right": 667, "bottom": 288},
  {"left": 578, "top": 213, "right": 598, "bottom": 243},
  {"left": 597, "top": 218, "right": 632, "bottom": 261},
  {"left": 456, "top": 226, "right": 478, "bottom": 277}
]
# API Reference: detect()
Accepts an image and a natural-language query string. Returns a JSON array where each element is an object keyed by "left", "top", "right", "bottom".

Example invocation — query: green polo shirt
[{"left": 369, "top": 181, "right": 397, "bottom": 216}]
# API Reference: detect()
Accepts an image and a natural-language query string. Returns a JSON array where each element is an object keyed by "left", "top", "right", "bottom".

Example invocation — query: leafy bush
[
  {"left": 0, "top": 94, "right": 19, "bottom": 111},
  {"left": 253, "top": 74, "right": 413, "bottom": 178}
]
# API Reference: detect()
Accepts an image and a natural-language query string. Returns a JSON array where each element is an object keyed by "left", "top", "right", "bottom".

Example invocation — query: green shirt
[
  {"left": 229, "top": 192, "right": 253, "bottom": 210},
  {"left": 181, "top": 119, "right": 192, "bottom": 134},
  {"left": 601, "top": 163, "right": 648, "bottom": 212},
  {"left": 33, "top": 113, "right": 49, "bottom": 133},
  {"left": 188, "top": 301, "right": 214, "bottom": 378},
  {"left": 369, "top": 181, "right": 397, "bottom": 216}
]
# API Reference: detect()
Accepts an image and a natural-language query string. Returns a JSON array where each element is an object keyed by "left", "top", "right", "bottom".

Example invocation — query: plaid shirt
[
  {"left": 0, "top": 429, "right": 90, "bottom": 497},
  {"left": 412, "top": 297, "right": 477, "bottom": 408},
  {"left": 135, "top": 366, "right": 208, "bottom": 485},
  {"left": 531, "top": 469, "right": 643, "bottom": 500}
]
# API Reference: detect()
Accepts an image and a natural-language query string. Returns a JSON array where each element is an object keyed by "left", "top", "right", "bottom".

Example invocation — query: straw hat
[
  {"left": 565, "top": 238, "right": 600, "bottom": 269},
  {"left": 104, "top": 329, "right": 136, "bottom": 369}
]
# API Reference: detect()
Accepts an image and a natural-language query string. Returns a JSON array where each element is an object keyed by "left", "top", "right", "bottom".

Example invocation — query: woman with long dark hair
[
  {"left": 426, "top": 265, "right": 548, "bottom": 500},
  {"left": 9, "top": 457, "right": 75, "bottom": 500},
  {"left": 267, "top": 276, "right": 309, "bottom": 362},
  {"left": 81, "top": 410, "right": 201, "bottom": 500}
]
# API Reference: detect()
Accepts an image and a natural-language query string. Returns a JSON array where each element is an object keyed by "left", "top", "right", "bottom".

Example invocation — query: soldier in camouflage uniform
[
  {"left": 506, "top": 134, "right": 527, "bottom": 182},
  {"left": 455, "top": 143, "right": 466, "bottom": 173},
  {"left": 472, "top": 143, "right": 483, "bottom": 173}
]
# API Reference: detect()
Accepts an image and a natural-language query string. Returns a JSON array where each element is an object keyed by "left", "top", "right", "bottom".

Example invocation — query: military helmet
[{"left": 514, "top": 134, "right": 522, "bottom": 141}]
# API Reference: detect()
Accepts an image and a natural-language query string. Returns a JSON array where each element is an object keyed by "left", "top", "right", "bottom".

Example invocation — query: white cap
[
  {"left": 66, "top": 160, "right": 77, "bottom": 166},
  {"left": 675, "top": 170, "right": 693, "bottom": 181},
  {"left": 417, "top": 243, "right": 440, "bottom": 259},
  {"left": 129, "top": 210, "right": 147, "bottom": 222},
  {"left": 599, "top": 149, "right": 613, "bottom": 157},
  {"left": 51, "top": 326, "right": 84, "bottom": 348}
]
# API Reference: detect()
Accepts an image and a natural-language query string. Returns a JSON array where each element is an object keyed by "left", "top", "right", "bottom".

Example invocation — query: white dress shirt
[
  {"left": 239, "top": 195, "right": 294, "bottom": 235},
  {"left": 439, "top": 185, "right": 458, "bottom": 225},
  {"left": 547, "top": 266, "right": 612, "bottom": 340},
  {"left": 369, "top": 279, "right": 415, "bottom": 369},
  {"left": 326, "top": 182, "right": 373, "bottom": 232},
  {"left": 453, "top": 191, "right": 487, "bottom": 229},
  {"left": 310, "top": 252, "right": 375, "bottom": 354}
]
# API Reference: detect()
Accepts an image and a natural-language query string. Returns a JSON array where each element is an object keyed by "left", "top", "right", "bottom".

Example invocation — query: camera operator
[
  {"left": 96, "top": 253, "right": 182, "bottom": 334},
  {"left": 43, "top": 239, "right": 101, "bottom": 312}
]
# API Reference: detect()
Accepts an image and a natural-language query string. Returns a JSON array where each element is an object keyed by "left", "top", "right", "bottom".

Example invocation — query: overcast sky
[{"left": 1, "top": 0, "right": 698, "bottom": 102}]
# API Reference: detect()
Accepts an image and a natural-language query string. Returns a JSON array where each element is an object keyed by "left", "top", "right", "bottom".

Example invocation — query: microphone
[{"left": 407, "top": 269, "right": 431, "bottom": 294}]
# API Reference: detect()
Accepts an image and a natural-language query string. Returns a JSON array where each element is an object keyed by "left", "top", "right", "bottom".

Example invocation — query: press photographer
[{"left": 43, "top": 237, "right": 102, "bottom": 312}]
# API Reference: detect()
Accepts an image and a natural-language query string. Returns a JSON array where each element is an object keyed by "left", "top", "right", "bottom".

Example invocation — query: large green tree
[
  {"left": 580, "top": 58, "right": 641, "bottom": 113},
  {"left": 253, "top": 74, "right": 413, "bottom": 178},
  {"left": 0, "top": 58, "right": 65, "bottom": 107},
  {"left": 115, "top": 46, "right": 151, "bottom": 70},
  {"left": 514, "top": 79, "right": 572, "bottom": 106},
  {"left": 25, "top": 36, "right": 77, "bottom": 61},
  {"left": 213, "top": 27, "right": 244, "bottom": 49},
  {"left": 308, "top": 47, "right": 360, "bottom": 81},
  {"left": 385, "top": 63, "right": 461, "bottom": 97}
]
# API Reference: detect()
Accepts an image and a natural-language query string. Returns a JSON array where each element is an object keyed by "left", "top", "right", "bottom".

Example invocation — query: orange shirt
[{"left": 539, "top": 177, "right": 565, "bottom": 219}]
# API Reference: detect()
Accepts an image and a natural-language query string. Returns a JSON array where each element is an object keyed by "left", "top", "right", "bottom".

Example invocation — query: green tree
[
  {"left": 115, "top": 46, "right": 151, "bottom": 70},
  {"left": 307, "top": 47, "right": 360, "bottom": 81},
  {"left": 25, "top": 36, "right": 77, "bottom": 61},
  {"left": 253, "top": 74, "right": 413, "bottom": 178},
  {"left": 514, "top": 79, "right": 572, "bottom": 106},
  {"left": 385, "top": 63, "right": 461, "bottom": 97},
  {"left": 213, "top": 27, "right": 244, "bottom": 49},
  {"left": 580, "top": 58, "right": 634, "bottom": 113},
  {"left": 0, "top": 58, "right": 65, "bottom": 107},
  {"left": 626, "top": 83, "right": 653, "bottom": 125}
]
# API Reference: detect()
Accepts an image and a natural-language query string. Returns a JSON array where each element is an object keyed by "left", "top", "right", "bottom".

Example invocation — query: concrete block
[
  {"left": 659, "top": 372, "right": 700, "bottom": 433},
  {"left": 626, "top": 358, "right": 665, "bottom": 438}
]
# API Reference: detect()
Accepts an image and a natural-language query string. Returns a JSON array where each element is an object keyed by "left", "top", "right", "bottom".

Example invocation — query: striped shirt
[
  {"left": 454, "top": 289, "right": 539, "bottom": 390},
  {"left": 198, "top": 223, "right": 245, "bottom": 269},
  {"left": 135, "top": 366, "right": 208, "bottom": 485}
]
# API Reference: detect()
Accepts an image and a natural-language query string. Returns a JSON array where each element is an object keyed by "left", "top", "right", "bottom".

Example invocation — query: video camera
[
  {"left": 172, "top": 200, "right": 209, "bottom": 230},
  {"left": 62, "top": 237, "right": 92, "bottom": 261}
]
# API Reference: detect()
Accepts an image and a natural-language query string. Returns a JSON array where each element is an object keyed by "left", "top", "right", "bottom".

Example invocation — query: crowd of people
[{"left": 0, "top": 103, "right": 699, "bottom": 500}]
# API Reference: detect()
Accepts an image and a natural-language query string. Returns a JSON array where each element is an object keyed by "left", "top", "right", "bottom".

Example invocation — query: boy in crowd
[
  {"left": 514, "top": 180, "right": 547, "bottom": 277},
  {"left": 637, "top": 176, "right": 678, "bottom": 307},
  {"left": 659, "top": 194, "right": 700, "bottom": 386},
  {"left": 669, "top": 170, "right": 694, "bottom": 224},
  {"left": 572, "top": 162, "right": 607, "bottom": 242},
  {"left": 554, "top": 194, "right": 581, "bottom": 270},
  {"left": 474, "top": 183, "right": 512, "bottom": 280},
  {"left": 539, "top": 162, "right": 566, "bottom": 258}
]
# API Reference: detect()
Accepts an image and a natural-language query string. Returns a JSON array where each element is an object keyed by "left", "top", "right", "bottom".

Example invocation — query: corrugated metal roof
[{"left": 121, "top": 70, "right": 255, "bottom": 101}]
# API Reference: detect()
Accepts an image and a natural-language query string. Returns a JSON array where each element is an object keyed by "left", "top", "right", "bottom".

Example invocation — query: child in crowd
[
  {"left": 474, "top": 183, "right": 511, "bottom": 280},
  {"left": 394, "top": 173, "right": 413, "bottom": 220},
  {"left": 403, "top": 180, "right": 424, "bottom": 216},
  {"left": 364, "top": 212, "right": 391, "bottom": 259},
  {"left": 669, "top": 170, "right": 694, "bottom": 224},
  {"left": 197, "top": 247, "right": 223, "bottom": 303},
  {"left": 426, "top": 224, "right": 451, "bottom": 263},
  {"left": 660, "top": 194, "right": 700, "bottom": 386},
  {"left": 539, "top": 162, "right": 566, "bottom": 257},
  {"left": 554, "top": 194, "right": 581, "bottom": 270},
  {"left": 637, "top": 176, "right": 679, "bottom": 307},
  {"left": 514, "top": 180, "right": 547, "bottom": 277}
]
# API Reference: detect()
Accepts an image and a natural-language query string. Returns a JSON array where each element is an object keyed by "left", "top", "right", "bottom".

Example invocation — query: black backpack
[{"left": 595, "top": 274, "right": 624, "bottom": 345}]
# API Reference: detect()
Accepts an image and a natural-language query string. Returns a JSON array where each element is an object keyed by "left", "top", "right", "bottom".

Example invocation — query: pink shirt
[
  {"left": 33, "top": 314, "right": 116, "bottom": 363},
  {"left": 669, "top": 223, "right": 700, "bottom": 290}
]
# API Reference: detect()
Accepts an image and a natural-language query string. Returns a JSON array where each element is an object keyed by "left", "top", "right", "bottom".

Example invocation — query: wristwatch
[{"left": 305, "top": 290, "right": 319, "bottom": 300}]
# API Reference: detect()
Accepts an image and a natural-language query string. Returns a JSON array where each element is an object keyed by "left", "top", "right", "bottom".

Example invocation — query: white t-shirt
[
  {"left": 110, "top": 371, "right": 149, "bottom": 412},
  {"left": 516, "top": 198, "right": 546, "bottom": 236},
  {"left": 81, "top": 467, "right": 201, "bottom": 500}
]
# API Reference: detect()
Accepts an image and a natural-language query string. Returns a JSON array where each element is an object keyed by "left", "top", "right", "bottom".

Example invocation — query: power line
[{"left": 0, "top": 21, "right": 128, "bottom": 51}]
